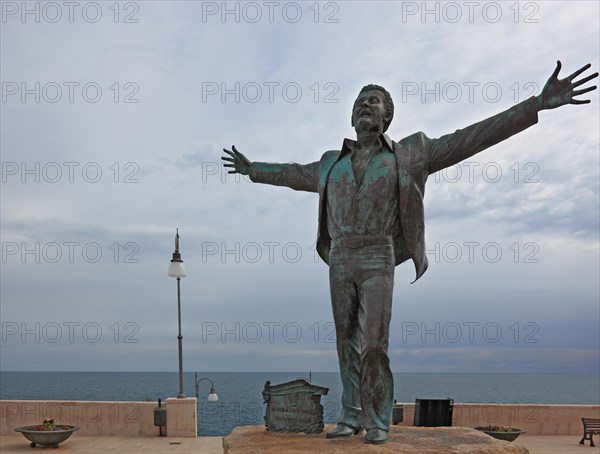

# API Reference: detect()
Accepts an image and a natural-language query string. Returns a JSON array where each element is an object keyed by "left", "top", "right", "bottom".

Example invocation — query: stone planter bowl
[
  {"left": 476, "top": 427, "right": 526, "bottom": 442},
  {"left": 15, "top": 425, "right": 80, "bottom": 448}
]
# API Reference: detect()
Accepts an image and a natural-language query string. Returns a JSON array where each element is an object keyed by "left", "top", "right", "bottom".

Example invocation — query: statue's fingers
[
  {"left": 573, "top": 86, "right": 597, "bottom": 97},
  {"left": 572, "top": 72, "right": 599, "bottom": 88},
  {"left": 550, "top": 60, "right": 561, "bottom": 80},
  {"left": 232, "top": 145, "right": 240, "bottom": 155},
  {"left": 571, "top": 99, "right": 591, "bottom": 105},
  {"left": 223, "top": 148, "right": 235, "bottom": 157},
  {"left": 223, "top": 163, "right": 235, "bottom": 168},
  {"left": 567, "top": 63, "right": 591, "bottom": 81},
  {"left": 221, "top": 156, "right": 234, "bottom": 162},
  {"left": 227, "top": 170, "right": 237, "bottom": 174}
]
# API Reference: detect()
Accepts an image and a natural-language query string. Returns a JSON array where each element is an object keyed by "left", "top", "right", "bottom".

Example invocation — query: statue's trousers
[{"left": 329, "top": 236, "right": 395, "bottom": 432}]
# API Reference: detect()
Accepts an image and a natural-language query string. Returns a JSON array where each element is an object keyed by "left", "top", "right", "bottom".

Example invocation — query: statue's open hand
[
  {"left": 222, "top": 145, "right": 251, "bottom": 175},
  {"left": 538, "top": 61, "right": 598, "bottom": 110}
]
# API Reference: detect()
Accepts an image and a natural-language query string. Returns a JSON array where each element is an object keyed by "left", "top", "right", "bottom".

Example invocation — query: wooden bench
[{"left": 580, "top": 418, "right": 600, "bottom": 447}]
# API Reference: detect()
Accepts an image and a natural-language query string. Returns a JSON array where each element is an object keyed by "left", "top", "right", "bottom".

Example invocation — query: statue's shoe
[
  {"left": 325, "top": 423, "right": 361, "bottom": 438},
  {"left": 365, "top": 428, "right": 388, "bottom": 444}
]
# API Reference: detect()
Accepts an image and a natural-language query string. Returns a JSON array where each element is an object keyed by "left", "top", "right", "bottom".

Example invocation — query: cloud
[{"left": 1, "top": 1, "right": 598, "bottom": 373}]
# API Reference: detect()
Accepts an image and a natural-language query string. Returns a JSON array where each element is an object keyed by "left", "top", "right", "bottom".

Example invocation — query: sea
[{"left": 1, "top": 372, "right": 598, "bottom": 436}]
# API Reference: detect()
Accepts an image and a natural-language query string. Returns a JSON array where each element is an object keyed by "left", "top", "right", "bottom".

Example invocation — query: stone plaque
[{"left": 262, "top": 379, "right": 329, "bottom": 434}]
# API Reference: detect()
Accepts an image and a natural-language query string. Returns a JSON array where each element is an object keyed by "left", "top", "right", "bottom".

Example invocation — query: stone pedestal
[
  {"left": 223, "top": 424, "right": 529, "bottom": 453},
  {"left": 165, "top": 397, "right": 197, "bottom": 437}
]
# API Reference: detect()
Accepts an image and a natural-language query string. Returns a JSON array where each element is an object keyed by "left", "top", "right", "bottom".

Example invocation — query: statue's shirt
[
  {"left": 247, "top": 96, "right": 539, "bottom": 279},
  {"left": 326, "top": 137, "right": 399, "bottom": 239}
]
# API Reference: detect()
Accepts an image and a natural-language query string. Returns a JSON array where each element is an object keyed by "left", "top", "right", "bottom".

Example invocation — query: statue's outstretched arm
[
  {"left": 427, "top": 61, "right": 597, "bottom": 174},
  {"left": 222, "top": 145, "right": 319, "bottom": 193}
]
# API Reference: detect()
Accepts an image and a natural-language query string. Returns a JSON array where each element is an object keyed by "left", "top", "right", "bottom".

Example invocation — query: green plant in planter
[
  {"left": 42, "top": 418, "right": 55, "bottom": 431},
  {"left": 476, "top": 425, "right": 516, "bottom": 432}
]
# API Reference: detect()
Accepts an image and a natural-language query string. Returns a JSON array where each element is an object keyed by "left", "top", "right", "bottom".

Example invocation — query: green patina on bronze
[{"left": 222, "top": 61, "right": 597, "bottom": 444}]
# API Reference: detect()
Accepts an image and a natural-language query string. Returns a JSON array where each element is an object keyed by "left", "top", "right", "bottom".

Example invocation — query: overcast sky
[{"left": 1, "top": 1, "right": 598, "bottom": 374}]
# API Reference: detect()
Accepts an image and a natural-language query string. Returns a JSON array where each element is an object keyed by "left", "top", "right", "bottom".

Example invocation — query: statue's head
[{"left": 351, "top": 84, "right": 394, "bottom": 133}]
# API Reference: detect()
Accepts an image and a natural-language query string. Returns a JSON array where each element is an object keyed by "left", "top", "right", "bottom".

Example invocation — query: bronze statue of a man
[{"left": 222, "top": 61, "right": 597, "bottom": 444}]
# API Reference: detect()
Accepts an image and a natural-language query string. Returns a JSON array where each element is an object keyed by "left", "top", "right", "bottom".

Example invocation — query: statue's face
[{"left": 352, "top": 90, "right": 390, "bottom": 133}]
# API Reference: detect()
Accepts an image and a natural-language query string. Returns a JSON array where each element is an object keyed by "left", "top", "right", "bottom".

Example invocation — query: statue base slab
[{"left": 223, "top": 424, "right": 529, "bottom": 453}]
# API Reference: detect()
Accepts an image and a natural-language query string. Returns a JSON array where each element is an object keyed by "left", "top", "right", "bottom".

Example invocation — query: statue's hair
[{"left": 352, "top": 84, "right": 394, "bottom": 132}]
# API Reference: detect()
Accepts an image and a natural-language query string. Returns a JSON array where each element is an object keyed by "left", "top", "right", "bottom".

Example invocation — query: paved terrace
[{"left": 1, "top": 433, "right": 599, "bottom": 453}]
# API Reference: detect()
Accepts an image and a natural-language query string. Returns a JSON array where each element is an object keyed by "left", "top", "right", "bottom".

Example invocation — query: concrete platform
[
  {"left": 1, "top": 432, "right": 598, "bottom": 453},
  {"left": 519, "top": 434, "right": 600, "bottom": 453},
  {"left": 224, "top": 425, "right": 528, "bottom": 453},
  {"left": 0, "top": 434, "right": 223, "bottom": 453}
]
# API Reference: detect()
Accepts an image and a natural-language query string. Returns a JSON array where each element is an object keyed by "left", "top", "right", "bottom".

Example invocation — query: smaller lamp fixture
[{"left": 195, "top": 373, "right": 219, "bottom": 402}]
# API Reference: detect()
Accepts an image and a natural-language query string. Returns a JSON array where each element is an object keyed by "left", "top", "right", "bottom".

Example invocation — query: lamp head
[
  {"left": 208, "top": 387, "right": 218, "bottom": 402},
  {"left": 168, "top": 228, "right": 187, "bottom": 278}
]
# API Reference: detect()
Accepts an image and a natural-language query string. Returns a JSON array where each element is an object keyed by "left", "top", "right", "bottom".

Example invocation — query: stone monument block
[{"left": 262, "top": 379, "right": 329, "bottom": 434}]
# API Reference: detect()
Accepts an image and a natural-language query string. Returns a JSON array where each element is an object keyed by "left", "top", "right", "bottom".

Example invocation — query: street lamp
[
  {"left": 195, "top": 372, "right": 218, "bottom": 402},
  {"left": 168, "top": 228, "right": 187, "bottom": 398}
]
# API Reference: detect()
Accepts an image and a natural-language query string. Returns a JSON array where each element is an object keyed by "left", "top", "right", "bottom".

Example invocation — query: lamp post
[
  {"left": 195, "top": 372, "right": 218, "bottom": 402},
  {"left": 168, "top": 228, "right": 187, "bottom": 398}
]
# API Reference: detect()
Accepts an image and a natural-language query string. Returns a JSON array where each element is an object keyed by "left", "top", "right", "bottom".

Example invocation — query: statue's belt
[{"left": 331, "top": 235, "right": 393, "bottom": 249}]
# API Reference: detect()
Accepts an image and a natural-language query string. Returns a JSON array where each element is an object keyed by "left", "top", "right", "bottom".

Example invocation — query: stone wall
[
  {"left": 398, "top": 403, "right": 600, "bottom": 435},
  {"left": 1, "top": 400, "right": 159, "bottom": 436},
  {"left": 2, "top": 400, "right": 599, "bottom": 437}
]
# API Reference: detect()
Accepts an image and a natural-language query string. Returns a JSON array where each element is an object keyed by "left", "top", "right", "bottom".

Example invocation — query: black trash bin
[
  {"left": 154, "top": 399, "right": 167, "bottom": 436},
  {"left": 413, "top": 398, "right": 453, "bottom": 427}
]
